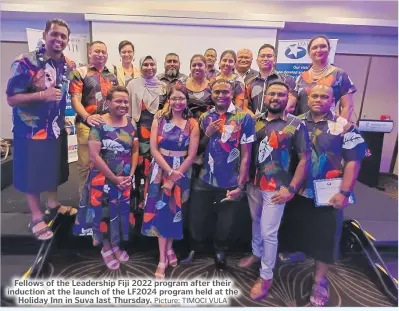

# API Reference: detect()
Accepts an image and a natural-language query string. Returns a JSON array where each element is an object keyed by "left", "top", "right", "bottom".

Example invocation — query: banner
[
  {"left": 276, "top": 39, "right": 338, "bottom": 79},
  {"left": 26, "top": 28, "right": 89, "bottom": 163}
]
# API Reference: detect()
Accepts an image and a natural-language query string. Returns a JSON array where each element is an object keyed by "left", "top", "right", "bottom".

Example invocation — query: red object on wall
[{"left": 380, "top": 115, "right": 391, "bottom": 120}]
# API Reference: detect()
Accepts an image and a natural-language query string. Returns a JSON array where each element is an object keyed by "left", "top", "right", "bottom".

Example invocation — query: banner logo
[{"left": 285, "top": 44, "right": 307, "bottom": 60}]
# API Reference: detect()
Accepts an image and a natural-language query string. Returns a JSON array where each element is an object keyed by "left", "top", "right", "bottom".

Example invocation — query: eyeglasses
[{"left": 169, "top": 97, "right": 186, "bottom": 102}]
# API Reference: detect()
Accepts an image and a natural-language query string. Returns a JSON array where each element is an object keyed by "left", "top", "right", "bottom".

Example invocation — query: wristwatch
[
  {"left": 287, "top": 185, "right": 296, "bottom": 194},
  {"left": 340, "top": 189, "right": 351, "bottom": 198}
]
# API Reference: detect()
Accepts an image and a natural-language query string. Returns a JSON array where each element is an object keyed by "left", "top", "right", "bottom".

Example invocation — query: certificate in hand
[{"left": 313, "top": 178, "right": 355, "bottom": 207}]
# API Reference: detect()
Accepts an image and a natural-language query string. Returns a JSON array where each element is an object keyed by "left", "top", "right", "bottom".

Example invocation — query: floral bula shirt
[
  {"left": 69, "top": 65, "right": 118, "bottom": 123},
  {"left": 253, "top": 113, "right": 311, "bottom": 191},
  {"left": 199, "top": 103, "right": 256, "bottom": 189},
  {"left": 298, "top": 111, "right": 368, "bottom": 199},
  {"left": 6, "top": 50, "right": 75, "bottom": 139}
]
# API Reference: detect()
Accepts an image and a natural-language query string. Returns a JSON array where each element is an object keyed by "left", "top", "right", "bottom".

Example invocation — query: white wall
[
  {"left": 278, "top": 31, "right": 398, "bottom": 56},
  {"left": 2, "top": 1, "right": 397, "bottom": 24},
  {"left": 0, "top": 19, "right": 89, "bottom": 42}
]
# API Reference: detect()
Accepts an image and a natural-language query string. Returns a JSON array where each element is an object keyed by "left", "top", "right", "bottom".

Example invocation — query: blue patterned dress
[
  {"left": 73, "top": 118, "right": 138, "bottom": 246},
  {"left": 141, "top": 117, "right": 196, "bottom": 239}
]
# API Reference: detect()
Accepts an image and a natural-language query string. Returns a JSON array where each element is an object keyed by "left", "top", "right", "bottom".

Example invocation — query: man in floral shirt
[
  {"left": 69, "top": 41, "right": 117, "bottom": 196},
  {"left": 6, "top": 19, "right": 75, "bottom": 240},
  {"left": 281, "top": 84, "right": 368, "bottom": 307},
  {"left": 238, "top": 81, "right": 311, "bottom": 300},
  {"left": 182, "top": 79, "right": 255, "bottom": 269}
]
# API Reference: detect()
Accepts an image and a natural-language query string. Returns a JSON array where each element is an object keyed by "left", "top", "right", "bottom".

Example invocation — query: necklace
[
  {"left": 36, "top": 43, "right": 69, "bottom": 131},
  {"left": 310, "top": 64, "right": 330, "bottom": 80},
  {"left": 36, "top": 43, "right": 68, "bottom": 88}
]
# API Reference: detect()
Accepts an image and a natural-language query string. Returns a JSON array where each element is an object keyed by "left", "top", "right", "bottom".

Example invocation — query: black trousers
[
  {"left": 278, "top": 194, "right": 343, "bottom": 264},
  {"left": 188, "top": 179, "right": 241, "bottom": 253}
]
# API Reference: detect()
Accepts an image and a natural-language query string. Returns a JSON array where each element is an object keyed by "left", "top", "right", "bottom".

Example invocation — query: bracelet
[
  {"left": 205, "top": 132, "right": 210, "bottom": 138},
  {"left": 83, "top": 114, "right": 90, "bottom": 122},
  {"left": 39, "top": 91, "right": 44, "bottom": 101},
  {"left": 168, "top": 169, "right": 174, "bottom": 176}
]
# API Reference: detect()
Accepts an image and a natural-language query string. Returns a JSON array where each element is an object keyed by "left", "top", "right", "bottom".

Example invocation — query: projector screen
[{"left": 91, "top": 20, "right": 278, "bottom": 75}]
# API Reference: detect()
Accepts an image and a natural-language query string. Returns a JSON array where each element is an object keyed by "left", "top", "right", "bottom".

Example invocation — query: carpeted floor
[{"left": 1, "top": 233, "right": 396, "bottom": 307}]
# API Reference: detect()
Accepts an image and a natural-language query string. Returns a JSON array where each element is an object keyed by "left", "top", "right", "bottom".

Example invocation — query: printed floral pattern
[
  {"left": 69, "top": 65, "right": 117, "bottom": 123},
  {"left": 176, "top": 77, "right": 213, "bottom": 119},
  {"left": 246, "top": 72, "right": 296, "bottom": 115},
  {"left": 73, "top": 118, "right": 138, "bottom": 246},
  {"left": 295, "top": 67, "right": 357, "bottom": 115},
  {"left": 6, "top": 50, "right": 74, "bottom": 139},
  {"left": 253, "top": 114, "right": 310, "bottom": 191},
  {"left": 298, "top": 111, "right": 368, "bottom": 199},
  {"left": 199, "top": 104, "right": 255, "bottom": 188},
  {"left": 141, "top": 117, "right": 197, "bottom": 239}
]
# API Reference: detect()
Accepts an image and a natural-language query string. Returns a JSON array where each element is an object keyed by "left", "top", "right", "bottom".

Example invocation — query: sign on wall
[
  {"left": 276, "top": 39, "right": 339, "bottom": 79},
  {"left": 26, "top": 28, "right": 88, "bottom": 163}
]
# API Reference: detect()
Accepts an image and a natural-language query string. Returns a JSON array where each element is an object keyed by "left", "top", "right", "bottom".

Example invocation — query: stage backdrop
[
  {"left": 276, "top": 39, "right": 339, "bottom": 79},
  {"left": 26, "top": 28, "right": 89, "bottom": 163},
  {"left": 89, "top": 19, "right": 280, "bottom": 74}
]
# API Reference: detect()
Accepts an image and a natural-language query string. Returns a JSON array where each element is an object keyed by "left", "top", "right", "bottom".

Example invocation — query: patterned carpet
[{"left": 2, "top": 241, "right": 395, "bottom": 307}]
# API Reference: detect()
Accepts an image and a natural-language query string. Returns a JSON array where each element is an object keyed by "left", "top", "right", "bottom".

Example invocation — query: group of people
[{"left": 6, "top": 18, "right": 370, "bottom": 306}]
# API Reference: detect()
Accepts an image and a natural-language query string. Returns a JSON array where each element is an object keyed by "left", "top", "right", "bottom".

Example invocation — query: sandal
[
  {"left": 101, "top": 248, "right": 120, "bottom": 270},
  {"left": 112, "top": 246, "right": 129, "bottom": 263},
  {"left": 29, "top": 218, "right": 53, "bottom": 241},
  {"left": 167, "top": 249, "right": 178, "bottom": 267},
  {"left": 155, "top": 261, "right": 168, "bottom": 280},
  {"left": 310, "top": 277, "right": 329, "bottom": 307}
]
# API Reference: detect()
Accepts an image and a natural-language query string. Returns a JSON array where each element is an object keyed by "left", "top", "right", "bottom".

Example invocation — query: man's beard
[
  {"left": 166, "top": 68, "right": 179, "bottom": 78},
  {"left": 267, "top": 104, "right": 284, "bottom": 114}
]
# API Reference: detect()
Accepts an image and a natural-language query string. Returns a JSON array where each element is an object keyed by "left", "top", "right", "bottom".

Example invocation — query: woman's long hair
[{"left": 165, "top": 84, "right": 193, "bottom": 120}]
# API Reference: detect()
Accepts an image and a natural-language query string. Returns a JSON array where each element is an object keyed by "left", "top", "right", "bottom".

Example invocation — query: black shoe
[
  {"left": 180, "top": 250, "right": 196, "bottom": 264},
  {"left": 215, "top": 252, "right": 227, "bottom": 270}
]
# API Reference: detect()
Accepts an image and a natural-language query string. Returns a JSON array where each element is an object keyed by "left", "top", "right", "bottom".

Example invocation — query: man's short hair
[
  {"left": 165, "top": 53, "right": 179, "bottom": 60},
  {"left": 45, "top": 18, "right": 71, "bottom": 36},
  {"left": 266, "top": 81, "right": 289, "bottom": 93},
  {"left": 258, "top": 44, "right": 276, "bottom": 56},
  {"left": 89, "top": 41, "right": 106, "bottom": 49},
  {"left": 205, "top": 48, "right": 217, "bottom": 55}
]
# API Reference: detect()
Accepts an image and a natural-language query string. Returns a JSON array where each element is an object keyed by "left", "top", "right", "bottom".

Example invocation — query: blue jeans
[{"left": 247, "top": 184, "right": 286, "bottom": 280}]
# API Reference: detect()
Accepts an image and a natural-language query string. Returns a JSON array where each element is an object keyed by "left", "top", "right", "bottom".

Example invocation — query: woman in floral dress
[
  {"left": 141, "top": 84, "right": 200, "bottom": 279},
  {"left": 73, "top": 86, "right": 139, "bottom": 270},
  {"left": 127, "top": 55, "right": 167, "bottom": 208}
]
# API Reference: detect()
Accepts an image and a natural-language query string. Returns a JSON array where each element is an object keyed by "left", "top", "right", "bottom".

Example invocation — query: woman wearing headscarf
[
  {"left": 127, "top": 55, "right": 167, "bottom": 207},
  {"left": 113, "top": 40, "right": 141, "bottom": 86},
  {"left": 293, "top": 35, "right": 356, "bottom": 121}
]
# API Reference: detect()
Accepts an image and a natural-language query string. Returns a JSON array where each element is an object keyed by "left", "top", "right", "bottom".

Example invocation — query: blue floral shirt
[
  {"left": 253, "top": 113, "right": 310, "bottom": 191},
  {"left": 298, "top": 111, "right": 368, "bottom": 199},
  {"left": 6, "top": 49, "right": 75, "bottom": 139},
  {"left": 199, "top": 104, "right": 255, "bottom": 188}
]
